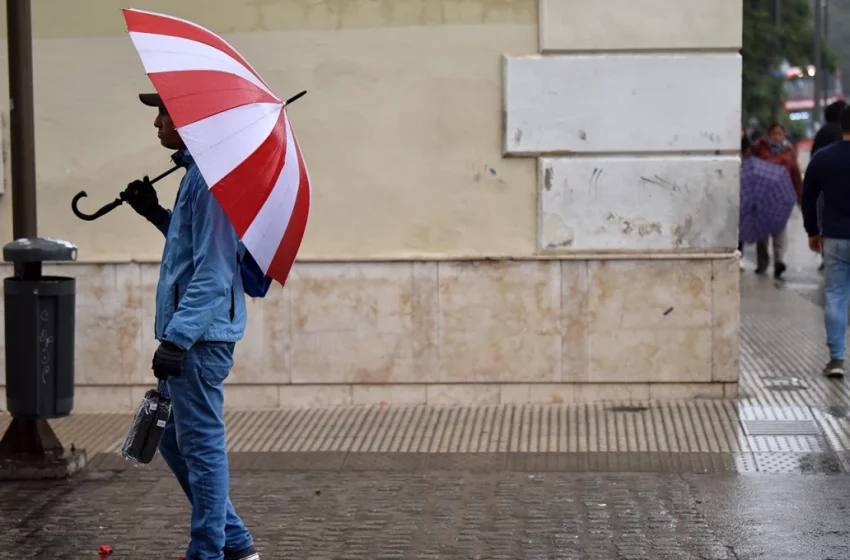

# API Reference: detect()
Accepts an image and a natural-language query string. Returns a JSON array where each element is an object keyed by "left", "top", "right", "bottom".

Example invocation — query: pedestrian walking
[
  {"left": 738, "top": 135, "right": 797, "bottom": 272},
  {"left": 120, "top": 93, "right": 260, "bottom": 560},
  {"left": 811, "top": 100, "right": 847, "bottom": 271},
  {"left": 95, "top": 10, "right": 313, "bottom": 558},
  {"left": 751, "top": 123, "right": 803, "bottom": 278},
  {"left": 801, "top": 104, "right": 850, "bottom": 378},
  {"left": 812, "top": 100, "right": 847, "bottom": 156}
]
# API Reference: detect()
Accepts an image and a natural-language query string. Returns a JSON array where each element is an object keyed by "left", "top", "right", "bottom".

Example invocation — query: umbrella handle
[
  {"left": 71, "top": 164, "right": 181, "bottom": 221},
  {"left": 71, "top": 192, "right": 123, "bottom": 221}
]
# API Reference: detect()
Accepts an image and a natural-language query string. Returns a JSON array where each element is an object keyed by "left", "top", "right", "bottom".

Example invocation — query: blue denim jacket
[{"left": 153, "top": 150, "right": 247, "bottom": 349}]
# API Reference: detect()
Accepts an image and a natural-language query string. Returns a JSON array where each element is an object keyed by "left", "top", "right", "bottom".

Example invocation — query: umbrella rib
[
  {"left": 228, "top": 141, "right": 285, "bottom": 211},
  {"left": 167, "top": 85, "right": 269, "bottom": 98},
  {"left": 167, "top": 86, "right": 278, "bottom": 123},
  {"left": 251, "top": 179, "right": 299, "bottom": 251},
  {"left": 241, "top": 119, "right": 300, "bottom": 261},
  {"left": 166, "top": 86, "right": 273, "bottom": 104},
  {"left": 138, "top": 48, "right": 279, "bottom": 99},
  {"left": 249, "top": 115, "right": 303, "bottom": 248},
  {"left": 126, "top": 9, "right": 271, "bottom": 88},
  {"left": 182, "top": 104, "right": 283, "bottom": 156}
]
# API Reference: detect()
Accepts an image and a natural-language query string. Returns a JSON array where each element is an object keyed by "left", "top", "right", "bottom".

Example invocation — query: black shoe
[
  {"left": 824, "top": 359, "right": 845, "bottom": 379},
  {"left": 774, "top": 262, "right": 787, "bottom": 279},
  {"left": 755, "top": 265, "right": 767, "bottom": 275},
  {"left": 225, "top": 546, "right": 259, "bottom": 560}
]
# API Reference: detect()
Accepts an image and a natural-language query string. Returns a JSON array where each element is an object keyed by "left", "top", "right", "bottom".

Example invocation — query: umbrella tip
[{"left": 285, "top": 91, "right": 307, "bottom": 106}]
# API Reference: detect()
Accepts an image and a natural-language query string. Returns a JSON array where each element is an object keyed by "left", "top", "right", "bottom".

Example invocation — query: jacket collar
[{"left": 171, "top": 149, "right": 195, "bottom": 168}]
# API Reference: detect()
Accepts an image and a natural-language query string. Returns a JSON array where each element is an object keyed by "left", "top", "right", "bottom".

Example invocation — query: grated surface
[
  {"left": 741, "top": 420, "right": 820, "bottom": 436},
  {"left": 27, "top": 400, "right": 754, "bottom": 456}
]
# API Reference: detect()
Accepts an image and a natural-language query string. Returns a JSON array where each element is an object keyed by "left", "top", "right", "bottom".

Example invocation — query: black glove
[
  {"left": 121, "top": 177, "right": 169, "bottom": 226},
  {"left": 152, "top": 341, "right": 186, "bottom": 380}
]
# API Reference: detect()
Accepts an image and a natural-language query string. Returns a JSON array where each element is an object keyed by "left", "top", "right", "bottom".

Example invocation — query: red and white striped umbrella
[{"left": 122, "top": 8, "right": 310, "bottom": 285}]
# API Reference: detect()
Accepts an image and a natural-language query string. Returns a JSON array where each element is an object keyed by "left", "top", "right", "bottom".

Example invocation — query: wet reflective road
[{"left": 1, "top": 469, "right": 849, "bottom": 559}]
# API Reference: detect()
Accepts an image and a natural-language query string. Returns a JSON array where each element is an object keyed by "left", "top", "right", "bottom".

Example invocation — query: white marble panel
[
  {"left": 539, "top": 156, "right": 739, "bottom": 251},
  {"left": 504, "top": 54, "right": 742, "bottom": 155}
]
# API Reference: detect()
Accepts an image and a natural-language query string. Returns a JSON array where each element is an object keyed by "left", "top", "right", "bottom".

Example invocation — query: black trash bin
[{"left": 3, "top": 238, "right": 77, "bottom": 419}]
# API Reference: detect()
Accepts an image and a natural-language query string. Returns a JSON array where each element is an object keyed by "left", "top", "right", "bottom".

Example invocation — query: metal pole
[
  {"left": 7, "top": 0, "right": 38, "bottom": 247},
  {"left": 823, "top": 0, "right": 830, "bottom": 110},
  {"left": 772, "top": 0, "right": 783, "bottom": 123},
  {"left": 813, "top": 0, "right": 823, "bottom": 124},
  {"left": 824, "top": 0, "right": 829, "bottom": 41}
]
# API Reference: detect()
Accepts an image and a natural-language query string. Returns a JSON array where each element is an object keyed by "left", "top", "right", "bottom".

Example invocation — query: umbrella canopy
[
  {"left": 739, "top": 157, "right": 796, "bottom": 244},
  {"left": 122, "top": 8, "right": 310, "bottom": 285}
]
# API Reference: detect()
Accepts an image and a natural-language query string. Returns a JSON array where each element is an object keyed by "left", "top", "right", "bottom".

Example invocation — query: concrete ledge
[{"left": 0, "top": 382, "right": 736, "bottom": 413}]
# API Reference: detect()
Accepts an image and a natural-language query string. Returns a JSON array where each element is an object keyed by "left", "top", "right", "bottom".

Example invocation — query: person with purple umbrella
[{"left": 738, "top": 135, "right": 797, "bottom": 275}]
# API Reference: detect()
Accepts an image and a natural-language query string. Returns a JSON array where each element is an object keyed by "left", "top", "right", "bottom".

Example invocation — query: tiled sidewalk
[
  {"left": 2, "top": 269, "right": 849, "bottom": 475},
  {"left": 7, "top": 469, "right": 838, "bottom": 560}
]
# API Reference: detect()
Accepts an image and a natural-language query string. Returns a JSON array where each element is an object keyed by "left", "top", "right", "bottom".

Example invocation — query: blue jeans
[
  {"left": 158, "top": 342, "right": 255, "bottom": 560},
  {"left": 823, "top": 239, "right": 850, "bottom": 360}
]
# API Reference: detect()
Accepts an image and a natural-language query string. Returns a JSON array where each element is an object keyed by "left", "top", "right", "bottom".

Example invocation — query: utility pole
[
  {"left": 813, "top": 0, "right": 824, "bottom": 124},
  {"left": 7, "top": 0, "right": 37, "bottom": 251},
  {"left": 772, "top": 0, "right": 783, "bottom": 123},
  {"left": 823, "top": 0, "right": 830, "bottom": 111}
]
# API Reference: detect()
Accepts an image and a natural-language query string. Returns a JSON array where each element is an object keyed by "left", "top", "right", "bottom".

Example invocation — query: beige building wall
[
  {"left": 0, "top": 0, "right": 742, "bottom": 412},
  {"left": 0, "top": 0, "right": 539, "bottom": 261}
]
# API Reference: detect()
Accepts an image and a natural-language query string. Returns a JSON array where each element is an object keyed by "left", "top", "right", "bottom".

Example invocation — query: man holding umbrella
[
  {"left": 120, "top": 92, "right": 259, "bottom": 560},
  {"left": 101, "top": 9, "right": 312, "bottom": 559}
]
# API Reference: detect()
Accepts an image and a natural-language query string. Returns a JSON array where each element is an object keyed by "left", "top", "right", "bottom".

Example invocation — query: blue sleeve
[
  {"left": 163, "top": 178, "right": 238, "bottom": 350},
  {"left": 801, "top": 158, "right": 822, "bottom": 237}
]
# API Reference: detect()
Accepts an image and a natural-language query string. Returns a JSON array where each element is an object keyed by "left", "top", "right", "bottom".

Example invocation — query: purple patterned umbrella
[{"left": 739, "top": 157, "right": 796, "bottom": 244}]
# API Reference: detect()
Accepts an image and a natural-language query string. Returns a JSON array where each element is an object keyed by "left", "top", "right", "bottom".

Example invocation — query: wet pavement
[
  {"left": 3, "top": 469, "right": 850, "bottom": 559},
  {"left": 5, "top": 208, "right": 850, "bottom": 558},
  {"left": 741, "top": 207, "right": 825, "bottom": 308}
]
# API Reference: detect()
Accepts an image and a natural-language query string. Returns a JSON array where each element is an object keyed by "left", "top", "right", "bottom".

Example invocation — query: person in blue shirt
[
  {"left": 802, "top": 104, "right": 850, "bottom": 380},
  {"left": 119, "top": 93, "right": 259, "bottom": 560}
]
